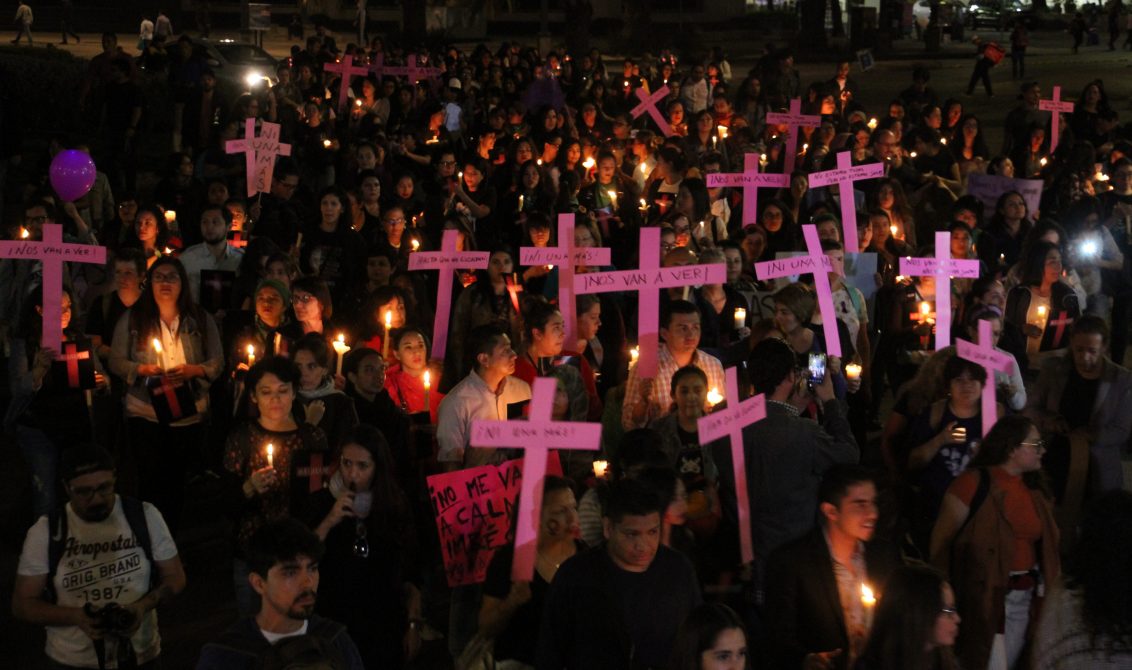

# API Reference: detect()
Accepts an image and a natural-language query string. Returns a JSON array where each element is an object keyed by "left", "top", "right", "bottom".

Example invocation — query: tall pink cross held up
[
  {"left": 630, "top": 85, "right": 675, "bottom": 137},
  {"left": 408, "top": 229, "right": 490, "bottom": 360},
  {"left": 519, "top": 213, "right": 612, "bottom": 345},
  {"left": 807, "top": 151, "right": 884, "bottom": 248},
  {"left": 1038, "top": 86, "right": 1074, "bottom": 154},
  {"left": 225, "top": 118, "right": 292, "bottom": 197},
  {"left": 899, "top": 231, "right": 981, "bottom": 350},
  {"left": 766, "top": 98, "right": 821, "bottom": 175},
  {"left": 368, "top": 52, "right": 412, "bottom": 79},
  {"left": 755, "top": 224, "right": 842, "bottom": 357},
  {"left": 406, "top": 54, "right": 444, "bottom": 87},
  {"left": 0, "top": 223, "right": 106, "bottom": 351},
  {"left": 470, "top": 377, "right": 601, "bottom": 580},
  {"left": 956, "top": 320, "right": 1014, "bottom": 436},
  {"left": 706, "top": 153, "right": 790, "bottom": 227},
  {"left": 697, "top": 367, "right": 766, "bottom": 565},
  {"left": 323, "top": 55, "right": 370, "bottom": 113},
  {"left": 574, "top": 227, "right": 726, "bottom": 377}
]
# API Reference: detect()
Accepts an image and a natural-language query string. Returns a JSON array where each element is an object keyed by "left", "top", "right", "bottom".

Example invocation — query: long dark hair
[
  {"left": 667, "top": 603, "right": 749, "bottom": 670},
  {"left": 1066, "top": 490, "right": 1132, "bottom": 652},
  {"left": 128, "top": 257, "right": 205, "bottom": 346},
  {"left": 1018, "top": 240, "right": 1060, "bottom": 287},
  {"left": 857, "top": 565, "right": 959, "bottom": 670},
  {"left": 340, "top": 424, "right": 410, "bottom": 536}
]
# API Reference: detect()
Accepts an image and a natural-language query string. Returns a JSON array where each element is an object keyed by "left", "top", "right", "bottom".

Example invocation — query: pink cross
[
  {"left": 755, "top": 224, "right": 842, "bottom": 357},
  {"left": 956, "top": 320, "right": 1014, "bottom": 436},
  {"left": 520, "top": 213, "right": 612, "bottom": 345},
  {"left": 225, "top": 118, "right": 292, "bottom": 197},
  {"left": 766, "top": 98, "right": 821, "bottom": 175},
  {"left": 470, "top": 377, "right": 601, "bottom": 581},
  {"left": 1048, "top": 311, "right": 1074, "bottom": 348},
  {"left": 697, "top": 366, "right": 766, "bottom": 565},
  {"left": 408, "top": 229, "right": 490, "bottom": 360},
  {"left": 406, "top": 54, "right": 444, "bottom": 88},
  {"left": 1038, "top": 86, "right": 1074, "bottom": 154},
  {"left": 705, "top": 153, "right": 789, "bottom": 227},
  {"left": 368, "top": 52, "right": 412, "bottom": 79},
  {"left": 630, "top": 85, "right": 675, "bottom": 137},
  {"left": 574, "top": 227, "right": 726, "bottom": 377},
  {"left": 0, "top": 223, "right": 106, "bottom": 351},
  {"left": 898, "top": 231, "right": 981, "bottom": 350},
  {"left": 58, "top": 342, "right": 91, "bottom": 388},
  {"left": 807, "top": 151, "right": 884, "bottom": 247},
  {"left": 323, "top": 55, "right": 370, "bottom": 113}
]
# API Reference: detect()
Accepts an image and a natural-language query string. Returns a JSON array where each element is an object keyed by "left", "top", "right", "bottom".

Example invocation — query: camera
[{"left": 84, "top": 602, "right": 136, "bottom": 634}]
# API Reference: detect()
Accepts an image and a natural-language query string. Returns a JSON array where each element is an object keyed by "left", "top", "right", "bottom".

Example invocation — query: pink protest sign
[
  {"left": 0, "top": 223, "right": 106, "bottom": 351},
  {"left": 225, "top": 118, "right": 292, "bottom": 197},
  {"left": 899, "top": 231, "right": 980, "bottom": 350},
  {"left": 956, "top": 320, "right": 1013, "bottom": 436},
  {"left": 323, "top": 55, "right": 370, "bottom": 113},
  {"left": 766, "top": 98, "right": 821, "bottom": 174},
  {"left": 408, "top": 229, "right": 490, "bottom": 360},
  {"left": 630, "top": 85, "right": 674, "bottom": 137},
  {"left": 755, "top": 225, "right": 842, "bottom": 357},
  {"left": 1038, "top": 86, "right": 1074, "bottom": 153},
  {"left": 697, "top": 367, "right": 766, "bottom": 564},
  {"left": 519, "top": 213, "right": 612, "bottom": 345},
  {"left": 574, "top": 227, "right": 727, "bottom": 377},
  {"left": 807, "top": 151, "right": 884, "bottom": 247},
  {"left": 705, "top": 153, "right": 789, "bottom": 227},
  {"left": 470, "top": 377, "right": 601, "bottom": 581}
]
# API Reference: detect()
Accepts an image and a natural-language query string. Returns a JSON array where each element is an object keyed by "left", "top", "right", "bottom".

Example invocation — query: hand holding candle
[
  {"left": 629, "top": 346, "right": 640, "bottom": 373},
  {"left": 861, "top": 583, "right": 876, "bottom": 629},
  {"left": 733, "top": 307, "right": 747, "bottom": 332},
  {"left": 845, "top": 363, "right": 862, "bottom": 381},
  {"left": 707, "top": 387, "right": 724, "bottom": 407},
  {"left": 592, "top": 460, "right": 609, "bottom": 479},
  {"left": 382, "top": 311, "right": 393, "bottom": 358},
  {"left": 332, "top": 333, "right": 350, "bottom": 376},
  {"left": 246, "top": 344, "right": 256, "bottom": 369}
]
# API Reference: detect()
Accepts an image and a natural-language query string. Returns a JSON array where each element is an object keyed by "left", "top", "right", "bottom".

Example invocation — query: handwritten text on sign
[
  {"left": 0, "top": 242, "right": 103, "bottom": 260},
  {"left": 754, "top": 254, "right": 834, "bottom": 279},
  {"left": 520, "top": 247, "right": 611, "bottom": 266},
  {"left": 577, "top": 264, "right": 725, "bottom": 292},
  {"left": 899, "top": 257, "right": 981, "bottom": 278}
]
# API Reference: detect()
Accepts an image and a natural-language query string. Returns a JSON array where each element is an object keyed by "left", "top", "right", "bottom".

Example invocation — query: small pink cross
[
  {"left": 898, "top": 231, "right": 981, "bottom": 350},
  {"left": 706, "top": 153, "right": 790, "bottom": 227},
  {"left": 58, "top": 342, "right": 91, "bottom": 388},
  {"left": 407, "top": 229, "right": 490, "bottom": 359},
  {"left": 323, "top": 55, "right": 370, "bottom": 114},
  {"left": 755, "top": 224, "right": 843, "bottom": 357},
  {"left": 630, "top": 85, "right": 675, "bottom": 137},
  {"left": 807, "top": 151, "right": 884, "bottom": 247},
  {"left": 766, "top": 98, "right": 821, "bottom": 175},
  {"left": 1038, "top": 86, "right": 1074, "bottom": 154},
  {"left": 956, "top": 320, "right": 1014, "bottom": 436}
]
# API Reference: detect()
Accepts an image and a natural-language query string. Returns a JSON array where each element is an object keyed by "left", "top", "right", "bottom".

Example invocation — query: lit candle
[
  {"left": 152, "top": 338, "right": 165, "bottom": 371},
  {"left": 322, "top": 139, "right": 332, "bottom": 148},
  {"left": 861, "top": 583, "right": 876, "bottom": 629},
  {"left": 383, "top": 311, "right": 392, "bottom": 358},
  {"left": 910, "top": 151, "right": 918, "bottom": 158},
  {"left": 582, "top": 157, "right": 595, "bottom": 175},
  {"left": 952, "top": 426, "right": 967, "bottom": 442},
  {"left": 629, "top": 347, "right": 639, "bottom": 372},
  {"left": 895, "top": 275, "right": 906, "bottom": 283},
  {"left": 592, "top": 460, "right": 610, "bottom": 478},
  {"left": 712, "top": 136, "right": 718, "bottom": 150},
  {"left": 163, "top": 247, "right": 174, "bottom": 256},
  {"left": 733, "top": 307, "right": 747, "bottom": 331},
  {"left": 423, "top": 369, "right": 431, "bottom": 409},
  {"left": 355, "top": 99, "right": 363, "bottom": 108},
  {"left": 411, "top": 238, "right": 420, "bottom": 251},
  {"left": 919, "top": 301, "right": 932, "bottom": 322},
  {"left": 802, "top": 142, "right": 809, "bottom": 155},
  {"left": 845, "top": 363, "right": 862, "bottom": 381},
  {"left": 164, "top": 210, "right": 176, "bottom": 224},
  {"left": 246, "top": 344, "right": 256, "bottom": 368},
  {"left": 606, "top": 190, "right": 618, "bottom": 208},
  {"left": 939, "top": 137, "right": 947, "bottom": 146},
  {"left": 889, "top": 224, "right": 898, "bottom": 238},
  {"left": 1040, "top": 157, "right": 1048, "bottom": 167},
  {"left": 867, "top": 117, "right": 878, "bottom": 130},
  {"left": 518, "top": 194, "right": 524, "bottom": 212},
  {"left": 273, "top": 332, "right": 282, "bottom": 355},
  {"left": 537, "top": 159, "right": 543, "bottom": 166},
  {"left": 759, "top": 153, "right": 768, "bottom": 170},
  {"left": 19, "top": 227, "right": 29, "bottom": 239},
  {"left": 639, "top": 198, "right": 648, "bottom": 215},
  {"left": 266, "top": 443, "right": 274, "bottom": 468},
  {"left": 707, "top": 387, "right": 724, "bottom": 406},
  {"left": 639, "top": 162, "right": 648, "bottom": 175},
  {"left": 332, "top": 333, "right": 350, "bottom": 376}
]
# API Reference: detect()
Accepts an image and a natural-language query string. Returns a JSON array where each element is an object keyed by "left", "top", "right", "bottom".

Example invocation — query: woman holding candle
[
  {"left": 304, "top": 424, "right": 423, "bottom": 668},
  {"left": 866, "top": 178, "right": 916, "bottom": 249},
  {"left": 384, "top": 327, "right": 442, "bottom": 422},
  {"left": 930, "top": 415, "right": 1060, "bottom": 670},
  {"left": 228, "top": 279, "right": 303, "bottom": 362},
  {"left": 979, "top": 191, "right": 1034, "bottom": 273},
  {"left": 445, "top": 247, "right": 523, "bottom": 388},
  {"left": 853, "top": 565, "right": 960, "bottom": 670},
  {"left": 224, "top": 355, "right": 329, "bottom": 617},
  {"left": 1004, "top": 240, "right": 1082, "bottom": 367},
  {"left": 109, "top": 257, "right": 223, "bottom": 534},
  {"left": 356, "top": 286, "right": 410, "bottom": 362},
  {"left": 123, "top": 205, "right": 171, "bottom": 269},
  {"left": 293, "top": 333, "right": 359, "bottom": 450},
  {"left": 695, "top": 247, "right": 752, "bottom": 350}
]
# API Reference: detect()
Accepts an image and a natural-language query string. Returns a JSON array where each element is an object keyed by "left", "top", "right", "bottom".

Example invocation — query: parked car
[
  {"left": 197, "top": 38, "right": 278, "bottom": 93},
  {"left": 967, "top": 0, "right": 1036, "bottom": 29}
]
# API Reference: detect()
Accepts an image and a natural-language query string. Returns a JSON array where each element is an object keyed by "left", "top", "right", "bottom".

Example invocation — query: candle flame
[
  {"left": 890, "top": 225, "right": 898, "bottom": 237},
  {"left": 411, "top": 238, "right": 420, "bottom": 251},
  {"left": 583, "top": 157, "right": 596, "bottom": 169},
  {"left": 384, "top": 310, "right": 392, "bottom": 328},
  {"left": 861, "top": 583, "right": 876, "bottom": 606},
  {"left": 323, "top": 139, "right": 332, "bottom": 148},
  {"left": 640, "top": 163, "right": 648, "bottom": 174},
  {"left": 630, "top": 347, "right": 640, "bottom": 363},
  {"left": 1037, "top": 305, "right": 1047, "bottom": 316},
  {"left": 592, "top": 460, "right": 609, "bottom": 478},
  {"left": 19, "top": 227, "right": 30, "bottom": 239},
  {"left": 246, "top": 344, "right": 255, "bottom": 356},
  {"left": 423, "top": 370, "right": 431, "bottom": 389},
  {"left": 920, "top": 301, "right": 931, "bottom": 316},
  {"left": 164, "top": 210, "right": 176, "bottom": 223},
  {"left": 337, "top": 333, "right": 345, "bottom": 344},
  {"left": 707, "top": 387, "right": 724, "bottom": 406},
  {"left": 867, "top": 117, "right": 878, "bottom": 129},
  {"left": 152, "top": 338, "right": 163, "bottom": 354}
]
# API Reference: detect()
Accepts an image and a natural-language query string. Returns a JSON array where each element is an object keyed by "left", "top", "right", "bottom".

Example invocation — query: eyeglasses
[
  {"left": 70, "top": 479, "right": 115, "bottom": 500},
  {"left": 151, "top": 272, "right": 181, "bottom": 284},
  {"left": 1021, "top": 440, "right": 1047, "bottom": 453},
  {"left": 385, "top": 218, "right": 407, "bottom": 225},
  {"left": 940, "top": 606, "right": 959, "bottom": 618},
  {"left": 292, "top": 293, "right": 317, "bottom": 304}
]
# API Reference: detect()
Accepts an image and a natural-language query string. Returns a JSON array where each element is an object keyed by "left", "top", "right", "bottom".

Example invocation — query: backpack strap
[
  {"left": 120, "top": 496, "right": 160, "bottom": 591},
  {"left": 45, "top": 507, "right": 69, "bottom": 603}
]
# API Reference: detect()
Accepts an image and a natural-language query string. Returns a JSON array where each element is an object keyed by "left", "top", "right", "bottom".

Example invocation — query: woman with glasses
[
  {"left": 854, "top": 565, "right": 960, "bottom": 670},
  {"left": 304, "top": 424, "right": 422, "bottom": 669},
  {"left": 109, "top": 257, "right": 223, "bottom": 533},
  {"left": 930, "top": 414, "right": 1060, "bottom": 670}
]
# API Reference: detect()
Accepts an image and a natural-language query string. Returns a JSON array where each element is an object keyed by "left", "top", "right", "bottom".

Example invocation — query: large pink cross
[
  {"left": 368, "top": 52, "right": 412, "bottom": 79},
  {"left": 898, "top": 231, "right": 981, "bottom": 350},
  {"left": 630, "top": 85, "right": 674, "bottom": 137},
  {"left": 470, "top": 377, "right": 601, "bottom": 580},
  {"left": 766, "top": 98, "right": 821, "bottom": 174},
  {"left": 406, "top": 54, "right": 444, "bottom": 88},
  {"left": 574, "top": 227, "right": 726, "bottom": 377},
  {"left": 1038, "top": 86, "right": 1074, "bottom": 154},
  {"left": 407, "top": 229, "right": 490, "bottom": 360},
  {"left": 705, "top": 153, "right": 790, "bottom": 227},
  {"left": 697, "top": 366, "right": 766, "bottom": 564},
  {"left": 519, "top": 213, "right": 611, "bottom": 345},
  {"left": 956, "top": 320, "right": 1014, "bottom": 436},
  {"left": 225, "top": 118, "right": 292, "bottom": 197},
  {"left": 323, "top": 55, "right": 370, "bottom": 113},
  {"left": 755, "top": 224, "right": 842, "bottom": 357},
  {"left": 807, "top": 151, "right": 884, "bottom": 248},
  {"left": 0, "top": 223, "right": 106, "bottom": 351}
]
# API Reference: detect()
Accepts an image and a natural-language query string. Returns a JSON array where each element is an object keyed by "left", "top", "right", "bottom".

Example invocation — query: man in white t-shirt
[{"left": 13, "top": 444, "right": 185, "bottom": 669}]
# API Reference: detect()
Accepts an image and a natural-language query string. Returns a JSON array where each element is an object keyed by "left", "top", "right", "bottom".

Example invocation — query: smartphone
[{"left": 807, "top": 353, "right": 827, "bottom": 386}]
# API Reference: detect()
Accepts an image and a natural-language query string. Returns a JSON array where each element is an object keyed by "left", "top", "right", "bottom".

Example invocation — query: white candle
[
  {"left": 733, "top": 307, "right": 746, "bottom": 331},
  {"left": 629, "top": 347, "right": 639, "bottom": 373},
  {"left": 592, "top": 460, "right": 609, "bottom": 478},
  {"left": 861, "top": 583, "right": 876, "bottom": 630},
  {"left": 423, "top": 370, "right": 431, "bottom": 410},
  {"left": 246, "top": 344, "right": 256, "bottom": 368},
  {"left": 845, "top": 363, "right": 862, "bottom": 381},
  {"left": 332, "top": 333, "right": 350, "bottom": 376},
  {"left": 383, "top": 311, "right": 393, "bottom": 358},
  {"left": 606, "top": 190, "right": 618, "bottom": 209},
  {"left": 273, "top": 332, "right": 282, "bottom": 355},
  {"left": 518, "top": 194, "right": 525, "bottom": 212},
  {"left": 707, "top": 387, "right": 724, "bottom": 406},
  {"left": 266, "top": 443, "right": 274, "bottom": 468}
]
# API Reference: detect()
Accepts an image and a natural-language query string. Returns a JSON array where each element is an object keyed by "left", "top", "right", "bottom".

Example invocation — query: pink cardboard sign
[
  {"left": 519, "top": 213, "right": 612, "bottom": 345},
  {"left": 0, "top": 223, "right": 106, "bottom": 352},
  {"left": 697, "top": 367, "right": 766, "bottom": 564},
  {"left": 705, "top": 153, "right": 789, "bottom": 227},
  {"left": 225, "top": 118, "right": 292, "bottom": 197},
  {"left": 956, "top": 320, "right": 1014, "bottom": 437},
  {"left": 469, "top": 377, "right": 601, "bottom": 581},
  {"left": 323, "top": 55, "right": 370, "bottom": 113},
  {"left": 408, "top": 229, "right": 490, "bottom": 360},
  {"left": 1038, "top": 86, "right": 1074, "bottom": 153},
  {"left": 766, "top": 98, "right": 821, "bottom": 175},
  {"left": 574, "top": 227, "right": 726, "bottom": 377},
  {"left": 807, "top": 151, "right": 884, "bottom": 247},
  {"left": 630, "top": 85, "right": 675, "bottom": 137},
  {"left": 755, "top": 225, "right": 842, "bottom": 357},
  {"left": 898, "top": 231, "right": 981, "bottom": 350}
]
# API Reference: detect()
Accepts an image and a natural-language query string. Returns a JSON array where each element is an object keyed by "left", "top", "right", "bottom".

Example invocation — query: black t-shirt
[
  {"left": 84, "top": 291, "right": 131, "bottom": 346},
  {"left": 1060, "top": 368, "right": 1100, "bottom": 430}
]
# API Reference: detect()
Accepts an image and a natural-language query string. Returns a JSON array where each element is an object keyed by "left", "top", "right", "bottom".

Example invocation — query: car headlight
[{"left": 245, "top": 72, "right": 272, "bottom": 89}]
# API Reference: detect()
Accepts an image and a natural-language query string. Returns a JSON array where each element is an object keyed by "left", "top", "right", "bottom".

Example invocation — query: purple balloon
[{"left": 49, "top": 150, "right": 97, "bottom": 202}]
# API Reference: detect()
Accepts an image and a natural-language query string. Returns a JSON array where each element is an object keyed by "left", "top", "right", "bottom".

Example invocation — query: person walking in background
[
  {"left": 1009, "top": 20, "right": 1028, "bottom": 79},
  {"left": 11, "top": 1, "right": 32, "bottom": 45},
  {"left": 966, "top": 36, "right": 996, "bottom": 97},
  {"left": 139, "top": 13, "right": 154, "bottom": 54},
  {"left": 1070, "top": 11, "right": 1087, "bottom": 53},
  {"left": 59, "top": 0, "right": 79, "bottom": 44},
  {"left": 1106, "top": 0, "right": 1123, "bottom": 50}
]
